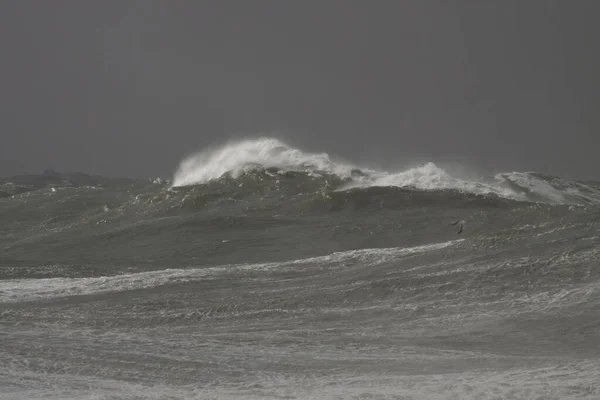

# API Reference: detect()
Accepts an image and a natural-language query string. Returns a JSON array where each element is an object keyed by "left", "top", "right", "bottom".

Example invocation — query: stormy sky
[{"left": 1, "top": 0, "right": 599, "bottom": 180}]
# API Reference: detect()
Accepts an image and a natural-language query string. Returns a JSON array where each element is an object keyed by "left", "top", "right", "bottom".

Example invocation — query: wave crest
[
  {"left": 495, "top": 172, "right": 600, "bottom": 205},
  {"left": 172, "top": 138, "right": 356, "bottom": 186},
  {"left": 172, "top": 138, "right": 600, "bottom": 205}
]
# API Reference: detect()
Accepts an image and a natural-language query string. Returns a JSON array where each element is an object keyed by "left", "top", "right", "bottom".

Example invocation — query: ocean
[{"left": 1, "top": 138, "right": 599, "bottom": 399}]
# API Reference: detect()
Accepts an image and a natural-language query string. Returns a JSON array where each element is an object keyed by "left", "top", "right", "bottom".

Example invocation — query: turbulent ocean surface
[{"left": 1, "top": 138, "right": 600, "bottom": 399}]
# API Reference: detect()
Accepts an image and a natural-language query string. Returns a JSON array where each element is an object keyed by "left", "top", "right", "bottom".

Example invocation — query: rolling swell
[
  {"left": 170, "top": 165, "right": 595, "bottom": 218},
  {"left": 2, "top": 164, "right": 597, "bottom": 281},
  {"left": 172, "top": 138, "right": 600, "bottom": 206},
  {"left": 2, "top": 140, "right": 600, "bottom": 398}
]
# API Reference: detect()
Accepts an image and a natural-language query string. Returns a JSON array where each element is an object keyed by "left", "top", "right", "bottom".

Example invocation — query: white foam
[
  {"left": 172, "top": 137, "right": 600, "bottom": 204},
  {"left": 0, "top": 240, "right": 462, "bottom": 303},
  {"left": 172, "top": 138, "right": 505, "bottom": 196},
  {"left": 496, "top": 171, "right": 600, "bottom": 205},
  {"left": 2, "top": 360, "right": 598, "bottom": 400},
  {"left": 345, "top": 162, "right": 522, "bottom": 199},
  {"left": 172, "top": 138, "right": 358, "bottom": 187}
]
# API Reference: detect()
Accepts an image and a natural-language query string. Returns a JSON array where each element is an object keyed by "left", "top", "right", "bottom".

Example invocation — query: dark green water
[{"left": 1, "top": 167, "right": 599, "bottom": 399}]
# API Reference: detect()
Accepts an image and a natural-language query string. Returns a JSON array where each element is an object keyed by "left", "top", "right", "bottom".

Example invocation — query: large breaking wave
[{"left": 172, "top": 138, "right": 600, "bottom": 205}]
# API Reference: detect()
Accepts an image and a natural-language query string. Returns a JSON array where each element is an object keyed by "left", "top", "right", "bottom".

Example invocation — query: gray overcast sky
[{"left": 1, "top": 0, "right": 599, "bottom": 180}]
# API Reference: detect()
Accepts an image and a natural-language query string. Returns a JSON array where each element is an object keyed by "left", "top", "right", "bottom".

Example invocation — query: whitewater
[
  {"left": 2, "top": 137, "right": 600, "bottom": 399},
  {"left": 172, "top": 137, "right": 600, "bottom": 205}
]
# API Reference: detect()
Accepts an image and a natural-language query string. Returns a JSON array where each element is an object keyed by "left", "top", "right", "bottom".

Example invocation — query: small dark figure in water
[{"left": 451, "top": 220, "right": 465, "bottom": 234}]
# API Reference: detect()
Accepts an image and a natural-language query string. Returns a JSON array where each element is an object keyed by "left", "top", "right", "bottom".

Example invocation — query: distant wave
[
  {"left": 0, "top": 169, "right": 136, "bottom": 195},
  {"left": 172, "top": 138, "right": 600, "bottom": 205},
  {"left": 172, "top": 138, "right": 357, "bottom": 186},
  {"left": 494, "top": 171, "right": 600, "bottom": 205}
]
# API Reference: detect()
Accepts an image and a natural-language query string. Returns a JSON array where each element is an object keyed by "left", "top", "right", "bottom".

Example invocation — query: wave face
[
  {"left": 173, "top": 138, "right": 358, "bottom": 186},
  {"left": 2, "top": 141, "right": 600, "bottom": 399},
  {"left": 172, "top": 137, "right": 600, "bottom": 205}
]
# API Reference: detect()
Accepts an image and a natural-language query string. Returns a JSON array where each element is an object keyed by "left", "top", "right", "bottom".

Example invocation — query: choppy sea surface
[{"left": 1, "top": 138, "right": 599, "bottom": 399}]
